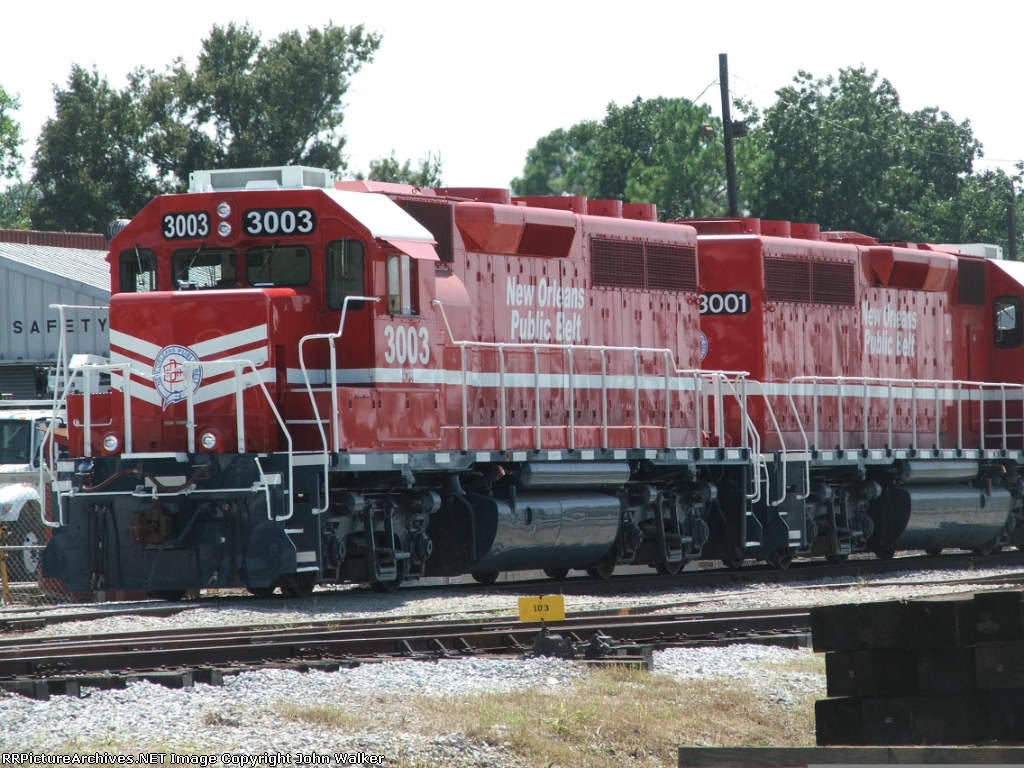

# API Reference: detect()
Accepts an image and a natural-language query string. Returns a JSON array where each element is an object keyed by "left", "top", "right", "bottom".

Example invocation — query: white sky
[{"left": 2, "top": 1, "right": 1021, "bottom": 189}]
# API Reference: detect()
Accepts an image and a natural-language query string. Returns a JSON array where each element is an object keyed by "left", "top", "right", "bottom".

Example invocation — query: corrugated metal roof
[{"left": 0, "top": 243, "right": 110, "bottom": 295}]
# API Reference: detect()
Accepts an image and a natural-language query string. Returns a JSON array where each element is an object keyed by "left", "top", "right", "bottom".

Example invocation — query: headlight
[
  {"left": 217, "top": 202, "right": 231, "bottom": 218},
  {"left": 200, "top": 431, "right": 219, "bottom": 451},
  {"left": 217, "top": 221, "right": 232, "bottom": 237},
  {"left": 101, "top": 433, "right": 120, "bottom": 454}
]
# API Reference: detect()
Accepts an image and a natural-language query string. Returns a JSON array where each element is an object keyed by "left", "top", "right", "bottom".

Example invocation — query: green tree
[
  {"left": 358, "top": 150, "right": 444, "bottom": 187},
  {"left": 31, "top": 22, "right": 381, "bottom": 231},
  {"left": 32, "top": 66, "right": 160, "bottom": 232},
  {"left": 0, "top": 182, "right": 40, "bottom": 229},
  {"left": 0, "top": 84, "right": 35, "bottom": 229},
  {"left": 751, "top": 67, "right": 984, "bottom": 242},
  {"left": 152, "top": 22, "right": 380, "bottom": 184},
  {"left": 511, "top": 96, "right": 754, "bottom": 219},
  {"left": 0, "top": 84, "right": 23, "bottom": 180}
]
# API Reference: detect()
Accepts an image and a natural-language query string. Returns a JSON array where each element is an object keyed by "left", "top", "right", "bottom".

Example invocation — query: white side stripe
[{"left": 286, "top": 367, "right": 702, "bottom": 392}]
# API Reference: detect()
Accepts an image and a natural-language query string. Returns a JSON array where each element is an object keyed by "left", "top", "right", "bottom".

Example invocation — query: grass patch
[
  {"left": 274, "top": 699, "right": 368, "bottom": 730},
  {"left": 275, "top": 663, "right": 820, "bottom": 767},
  {"left": 447, "top": 668, "right": 816, "bottom": 766}
]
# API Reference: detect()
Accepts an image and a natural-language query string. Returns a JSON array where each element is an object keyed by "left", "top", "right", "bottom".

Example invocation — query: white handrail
[
  {"left": 432, "top": 299, "right": 742, "bottom": 452},
  {"left": 57, "top": 354, "right": 296, "bottom": 520},
  {"left": 297, "top": 296, "right": 380, "bottom": 514},
  {"left": 785, "top": 376, "right": 1024, "bottom": 453}
]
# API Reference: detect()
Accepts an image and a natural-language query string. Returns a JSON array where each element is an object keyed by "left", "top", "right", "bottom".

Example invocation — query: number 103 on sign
[{"left": 518, "top": 594, "right": 565, "bottom": 622}]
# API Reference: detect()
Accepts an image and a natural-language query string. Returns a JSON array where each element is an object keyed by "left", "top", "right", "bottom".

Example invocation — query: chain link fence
[{"left": 0, "top": 483, "right": 77, "bottom": 607}]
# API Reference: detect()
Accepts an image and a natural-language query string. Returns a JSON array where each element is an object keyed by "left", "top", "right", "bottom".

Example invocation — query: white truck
[
  {"left": 0, "top": 356, "right": 107, "bottom": 585},
  {"left": 0, "top": 405, "right": 57, "bottom": 583}
]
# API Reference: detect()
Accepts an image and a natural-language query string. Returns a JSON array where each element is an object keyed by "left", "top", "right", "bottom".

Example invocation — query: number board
[
  {"left": 518, "top": 594, "right": 565, "bottom": 623},
  {"left": 244, "top": 208, "right": 316, "bottom": 236},
  {"left": 162, "top": 211, "right": 211, "bottom": 240},
  {"left": 699, "top": 292, "right": 750, "bottom": 315}
]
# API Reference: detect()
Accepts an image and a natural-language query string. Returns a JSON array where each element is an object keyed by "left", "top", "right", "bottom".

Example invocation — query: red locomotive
[{"left": 38, "top": 166, "right": 1024, "bottom": 597}]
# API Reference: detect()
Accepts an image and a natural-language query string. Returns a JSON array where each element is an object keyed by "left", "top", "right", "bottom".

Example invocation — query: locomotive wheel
[
  {"left": 585, "top": 563, "right": 615, "bottom": 580},
  {"left": 247, "top": 586, "right": 277, "bottom": 598},
  {"left": 543, "top": 568, "right": 570, "bottom": 581},
  {"left": 147, "top": 590, "right": 187, "bottom": 602},
  {"left": 371, "top": 578, "right": 403, "bottom": 594},
  {"left": 283, "top": 583, "right": 315, "bottom": 599},
  {"left": 873, "top": 547, "right": 896, "bottom": 561},
  {"left": 825, "top": 554, "right": 849, "bottom": 565},
  {"left": 471, "top": 571, "right": 500, "bottom": 585},
  {"left": 654, "top": 560, "right": 683, "bottom": 575},
  {"left": 924, "top": 548, "right": 943, "bottom": 557},
  {"left": 721, "top": 557, "right": 745, "bottom": 570}
]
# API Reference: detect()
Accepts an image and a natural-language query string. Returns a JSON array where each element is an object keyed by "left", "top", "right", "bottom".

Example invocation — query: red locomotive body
[{"left": 38, "top": 167, "right": 1024, "bottom": 596}]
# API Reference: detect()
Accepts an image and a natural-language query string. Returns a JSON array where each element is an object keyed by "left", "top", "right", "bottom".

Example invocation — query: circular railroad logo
[
  {"left": 154, "top": 345, "right": 203, "bottom": 409},
  {"left": 699, "top": 332, "right": 709, "bottom": 361}
]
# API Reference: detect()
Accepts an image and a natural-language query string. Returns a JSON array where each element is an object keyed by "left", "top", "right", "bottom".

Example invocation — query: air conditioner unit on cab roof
[{"left": 189, "top": 166, "right": 335, "bottom": 193}]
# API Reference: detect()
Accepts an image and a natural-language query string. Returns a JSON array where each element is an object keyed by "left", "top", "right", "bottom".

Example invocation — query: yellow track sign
[{"left": 518, "top": 594, "right": 565, "bottom": 623}]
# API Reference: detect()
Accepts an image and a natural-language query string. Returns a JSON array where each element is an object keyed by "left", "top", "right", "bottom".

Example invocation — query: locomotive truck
[{"left": 37, "top": 165, "right": 1024, "bottom": 597}]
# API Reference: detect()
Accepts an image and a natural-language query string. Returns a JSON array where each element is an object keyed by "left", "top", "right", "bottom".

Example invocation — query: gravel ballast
[{"left": 0, "top": 562, "right": 1020, "bottom": 762}]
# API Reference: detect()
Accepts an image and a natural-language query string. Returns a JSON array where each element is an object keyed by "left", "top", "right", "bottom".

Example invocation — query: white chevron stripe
[
  {"left": 111, "top": 367, "right": 276, "bottom": 407},
  {"left": 192, "top": 325, "right": 268, "bottom": 359},
  {"left": 110, "top": 330, "right": 161, "bottom": 361},
  {"left": 108, "top": 325, "right": 268, "bottom": 363}
]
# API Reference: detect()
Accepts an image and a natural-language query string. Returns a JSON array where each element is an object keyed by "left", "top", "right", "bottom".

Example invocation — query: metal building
[{"left": 0, "top": 241, "right": 110, "bottom": 399}]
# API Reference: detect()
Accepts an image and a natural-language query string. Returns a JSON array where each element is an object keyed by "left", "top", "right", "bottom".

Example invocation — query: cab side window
[
  {"left": 995, "top": 295, "right": 1023, "bottom": 348},
  {"left": 119, "top": 248, "right": 157, "bottom": 293},
  {"left": 326, "top": 239, "right": 365, "bottom": 310},
  {"left": 386, "top": 253, "right": 417, "bottom": 315}
]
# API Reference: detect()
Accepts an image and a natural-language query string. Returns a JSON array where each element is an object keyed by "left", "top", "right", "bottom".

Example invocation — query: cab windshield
[{"left": 0, "top": 420, "right": 32, "bottom": 464}]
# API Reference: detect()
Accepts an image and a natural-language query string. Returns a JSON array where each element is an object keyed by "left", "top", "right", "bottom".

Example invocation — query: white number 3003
[{"left": 384, "top": 325, "right": 430, "bottom": 365}]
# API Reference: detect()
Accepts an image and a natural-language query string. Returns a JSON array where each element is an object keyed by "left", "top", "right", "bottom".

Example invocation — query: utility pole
[
  {"left": 1009, "top": 195, "right": 1018, "bottom": 261},
  {"left": 719, "top": 53, "right": 739, "bottom": 217}
]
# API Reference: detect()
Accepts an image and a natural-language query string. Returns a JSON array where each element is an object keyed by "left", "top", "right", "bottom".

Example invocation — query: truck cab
[{"left": 0, "top": 404, "right": 62, "bottom": 583}]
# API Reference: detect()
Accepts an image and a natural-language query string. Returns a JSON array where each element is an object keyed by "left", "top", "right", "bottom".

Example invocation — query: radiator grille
[
  {"left": 811, "top": 261, "right": 856, "bottom": 305},
  {"left": 646, "top": 244, "right": 698, "bottom": 292},
  {"left": 765, "top": 257, "right": 811, "bottom": 303},
  {"left": 591, "top": 238, "right": 645, "bottom": 289},
  {"left": 590, "top": 237, "right": 697, "bottom": 292}
]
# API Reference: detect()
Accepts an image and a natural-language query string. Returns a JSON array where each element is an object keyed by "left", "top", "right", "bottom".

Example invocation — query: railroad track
[
  {"left": 0, "top": 605, "right": 811, "bottom": 682},
  {"left": 3, "top": 549, "right": 1024, "bottom": 635}
]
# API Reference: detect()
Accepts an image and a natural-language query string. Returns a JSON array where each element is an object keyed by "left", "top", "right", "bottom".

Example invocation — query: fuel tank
[
  {"left": 872, "top": 484, "right": 1012, "bottom": 551},
  {"left": 426, "top": 491, "right": 622, "bottom": 575}
]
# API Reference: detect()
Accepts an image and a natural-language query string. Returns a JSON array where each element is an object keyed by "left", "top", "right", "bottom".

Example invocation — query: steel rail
[{"left": 0, "top": 607, "right": 811, "bottom": 677}]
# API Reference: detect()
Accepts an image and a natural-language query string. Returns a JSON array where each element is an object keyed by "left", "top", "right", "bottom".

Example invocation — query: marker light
[
  {"left": 216, "top": 202, "right": 232, "bottom": 218},
  {"left": 101, "top": 433, "right": 121, "bottom": 454},
  {"left": 200, "top": 431, "right": 220, "bottom": 451},
  {"left": 217, "top": 221, "right": 232, "bottom": 237}
]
